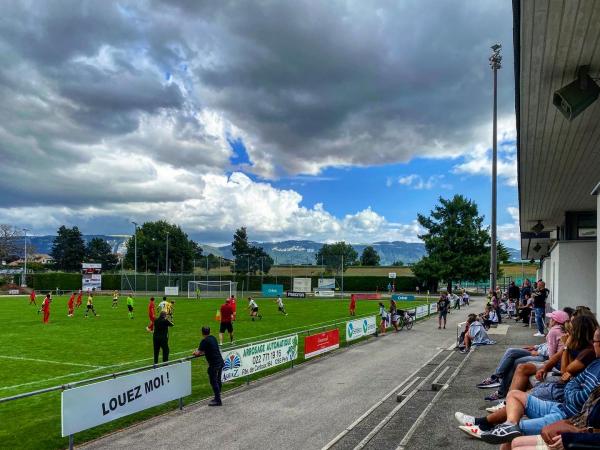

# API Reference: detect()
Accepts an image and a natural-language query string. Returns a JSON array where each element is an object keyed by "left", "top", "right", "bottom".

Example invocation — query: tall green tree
[
  {"left": 123, "top": 221, "right": 200, "bottom": 273},
  {"left": 0, "top": 224, "right": 21, "bottom": 262},
  {"left": 85, "top": 238, "right": 118, "bottom": 270},
  {"left": 360, "top": 246, "right": 380, "bottom": 266},
  {"left": 230, "top": 227, "right": 274, "bottom": 274},
  {"left": 50, "top": 226, "right": 86, "bottom": 271},
  {"left": 315, "top": 242, "right": 358, "bottom": 272},
  {"left": 412, "top": 195, "right": 489, "bottom": 292}
]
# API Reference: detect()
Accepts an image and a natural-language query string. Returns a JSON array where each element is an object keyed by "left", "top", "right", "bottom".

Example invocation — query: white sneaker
[
  {"left": 454, "top": 411, "right": 475, "bottom": 427},
  {"left": 458, "top": 424, "right": 482, "bottom": 439},
  {"left": 486, "top": 401, "right": 506, "bottom": 413},
  {"left": 533, "top": 332, "right": 545, "bottom": 337}
]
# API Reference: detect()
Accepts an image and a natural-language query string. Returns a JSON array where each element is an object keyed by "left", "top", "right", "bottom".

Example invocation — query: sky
[{"left": 0, "top": 0, "right": 520, "bottom": 247}]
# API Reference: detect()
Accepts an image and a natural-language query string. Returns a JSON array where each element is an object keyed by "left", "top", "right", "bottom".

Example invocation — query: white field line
[
  {"left": 0, "top": 355, "right": 103, "bottom": 368},
  {"left": 0, "top": 367, "right": 106, "bottom": 391}
]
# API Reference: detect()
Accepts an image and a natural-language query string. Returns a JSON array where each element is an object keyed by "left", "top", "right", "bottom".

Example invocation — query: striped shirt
[{"left": 560, "top": 358, "right": 600, "bottom": 417}]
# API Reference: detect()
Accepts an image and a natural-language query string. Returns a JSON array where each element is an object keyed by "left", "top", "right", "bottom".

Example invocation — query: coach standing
[
  {"left": 193, "top": 327, "right": 224, "bottom": 406},
  {"left": 153, "top": 311, "right": 173, "bottom": 364}
]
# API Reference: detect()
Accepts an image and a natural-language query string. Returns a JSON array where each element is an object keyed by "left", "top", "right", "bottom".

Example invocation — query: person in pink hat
[{"left": 544, "top": 310, "right": 570, "bottom": 356}]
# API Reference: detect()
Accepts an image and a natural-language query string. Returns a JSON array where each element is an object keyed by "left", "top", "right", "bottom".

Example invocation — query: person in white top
[
  {"left": 275, "top": 296, "right": 287, "bottom": 316},
  {"left": 248, "top": 297, "right": 262, "bottom": 321},
  {"left": 378, "top": 302, "right": 389, "bottom": 335}
]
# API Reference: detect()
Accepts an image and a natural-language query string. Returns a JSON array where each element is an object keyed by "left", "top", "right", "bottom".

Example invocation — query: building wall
[{"left": 550, "top": 241, "right": 597, "bottom": 312}]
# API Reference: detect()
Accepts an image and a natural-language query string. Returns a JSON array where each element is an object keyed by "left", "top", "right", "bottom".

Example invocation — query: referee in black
[
  {"left": 193, "top": 326, "right": 225, "bottom": 406},
  {"left": 153, "top": 311, "right": 173, "bottom": 364}
]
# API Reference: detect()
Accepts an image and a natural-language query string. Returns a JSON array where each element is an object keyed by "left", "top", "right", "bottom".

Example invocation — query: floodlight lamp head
[
  {"left": 553, "top": 65, "right": 600, "bottom": 121},
  {"left": 533, "top": 243, "right": 542, "bottom": 253},
  {"left": 491, "top": 43, "right": 502, "bottom": 52},
  {"left": 531, "top": 220, "right": 544, "bottom": 234}
]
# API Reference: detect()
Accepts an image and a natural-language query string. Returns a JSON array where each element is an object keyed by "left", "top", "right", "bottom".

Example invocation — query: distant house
[{"left": 8, "top": 254, "right": 55, "bottom": 266}]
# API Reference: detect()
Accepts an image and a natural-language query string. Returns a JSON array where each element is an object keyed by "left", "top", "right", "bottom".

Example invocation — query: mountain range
[{"left": 22, "top": 235, "right": 522, "bottom": 265}]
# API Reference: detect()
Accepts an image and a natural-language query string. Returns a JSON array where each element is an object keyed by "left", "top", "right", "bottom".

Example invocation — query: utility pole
[
  {"left": 489, "top": 43, "right": 502, "bottom": 293},
  {"left": 165, "top": 231, "right": 169, "bottom": 286},
  {"left": 131, "top": 221, "right": 138, "bottom": 292},
  {"left": 22, "top": 228, "right": 29, "bottom": 287},
  {"left": 341, "top": 253, "right": 344, "bottom": 299}
]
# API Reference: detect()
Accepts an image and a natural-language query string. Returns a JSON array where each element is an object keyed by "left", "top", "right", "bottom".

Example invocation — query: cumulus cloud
[
  {"left": 0, "top": 0, "right": 514, "bottom": 243},
  {"left": 498, "top": 206, "right": 520, "bottom": 243},
  {"left": 393, "top": 174, "right": 452, "bottom": 190}
]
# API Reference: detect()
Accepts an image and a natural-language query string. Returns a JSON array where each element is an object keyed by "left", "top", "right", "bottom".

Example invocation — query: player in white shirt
[
  {"left": 248, "top": 297, "right": 262, "bottom": 321},
  {"left": 275, "top": 296, "right": 287, "bottom": 316}
]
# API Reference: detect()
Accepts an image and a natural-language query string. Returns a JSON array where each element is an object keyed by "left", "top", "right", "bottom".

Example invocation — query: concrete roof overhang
[{"left": 513, "top": 0, "right": 600, "bottom": 259}]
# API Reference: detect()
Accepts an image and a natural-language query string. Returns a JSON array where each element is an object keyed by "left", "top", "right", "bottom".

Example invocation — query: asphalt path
[{"left": 80, "top": 306, "right": 471, "bottom": 450}]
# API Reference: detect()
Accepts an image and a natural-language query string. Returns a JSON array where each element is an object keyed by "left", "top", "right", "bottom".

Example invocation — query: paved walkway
[{"left": 80, "top": 307, "right": 471, "bottom": 449}]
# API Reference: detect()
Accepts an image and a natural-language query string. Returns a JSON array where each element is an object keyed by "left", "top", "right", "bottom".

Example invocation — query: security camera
[{"left": 553, "top": 66, "right": 600, "bottom": 121}]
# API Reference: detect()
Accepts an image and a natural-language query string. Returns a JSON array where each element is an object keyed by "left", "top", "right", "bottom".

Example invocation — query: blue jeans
[
  {"left": 519, "top": 395, "right": 566, "bottom": 435},
  {"left": 534, "top": 307, "right": 545, "bottom": 334},
  {"left": 498, "top": 355, "right": 545, "bottom": 397},
  {"left": 494, "top": 348, "right": 531, "bottom": 376}
]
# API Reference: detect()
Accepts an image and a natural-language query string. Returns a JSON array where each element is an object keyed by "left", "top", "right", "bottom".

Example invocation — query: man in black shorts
[
  {"left": 438, "top": 293, "right": 450, "bottom": 329},
  {"left": 193, "top": 327, "right": 225, "bottom": 406},
  {"left": 219, "top": 298, "right": 234, "bottom": 345},
  {"left": 153, "top": 311, "right": 173, "bottom": 364}
]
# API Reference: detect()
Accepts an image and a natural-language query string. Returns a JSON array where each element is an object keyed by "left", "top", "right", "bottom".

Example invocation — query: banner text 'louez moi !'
[{"left": 61, "top": 361, "right": 191, "bottom": 436}]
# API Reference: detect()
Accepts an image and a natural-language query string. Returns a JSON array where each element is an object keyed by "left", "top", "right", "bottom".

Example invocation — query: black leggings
[{"left": 153, "top": 337, "right": 169, "bottom": 364}]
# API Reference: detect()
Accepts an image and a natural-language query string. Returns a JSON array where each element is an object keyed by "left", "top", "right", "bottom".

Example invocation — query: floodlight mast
[
  {"left": 22, "top": 228, "right": 29, "bottom": 287},
  {"left": 132, "top": 221, "right": 138, "bottom": 292},
  {"left": 489, "top": 44, "right": 502, "bottom": 293}
]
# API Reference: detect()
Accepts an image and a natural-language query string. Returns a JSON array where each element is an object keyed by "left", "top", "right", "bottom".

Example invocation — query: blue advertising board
[
  {"left": 261, "top": 284, "right": 284, "bottom": 297},
  {"left": 391, "top": 294, "right": 416, "bottom": 301}
]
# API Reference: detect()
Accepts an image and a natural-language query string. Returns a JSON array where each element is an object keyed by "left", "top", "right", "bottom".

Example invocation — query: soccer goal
[{"left": 188, "top": 280, "right": 237, "bottom": 299}]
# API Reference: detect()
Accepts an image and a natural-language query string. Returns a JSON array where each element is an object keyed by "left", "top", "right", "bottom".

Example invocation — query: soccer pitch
[{"left": 0, "top": 295, "right": 430, "bottom": 449}]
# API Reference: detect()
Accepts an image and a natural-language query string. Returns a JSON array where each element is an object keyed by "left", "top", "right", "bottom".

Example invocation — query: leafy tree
[
  {"left": 123, "top": 221, "right": 199, "bottom": 272},
  {"left": 50, "top": 226, "right": 86, "bottom": 271},
  {"left": 85, "top": 237, "right": 118, "bottom": 270},
  {"left": 360, "top": 246, "right": 380, "bottom": 266},
  {"left": 392, "top": 260, "right": 405, "bottom": 267},
  {"left": 231, "top": 227, "right": 274, "bottom": 274},
  {"left": 315, "top": 242, "right": 358, "bottom": 272},
  {"left": 197, "top": 253, "right": 222, "bottom": 271},
  {"left": 412, "top": 195, "right": 489, "bottom": 293}
]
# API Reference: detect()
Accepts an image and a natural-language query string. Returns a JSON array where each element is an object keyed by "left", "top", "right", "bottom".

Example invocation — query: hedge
[{"left": 25, "top": 273, "right": 418, "bottom": 293}]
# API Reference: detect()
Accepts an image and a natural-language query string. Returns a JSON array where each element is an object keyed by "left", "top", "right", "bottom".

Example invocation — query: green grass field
[{"left": 0, "top": 294, "right": 431, "bottom": 449}]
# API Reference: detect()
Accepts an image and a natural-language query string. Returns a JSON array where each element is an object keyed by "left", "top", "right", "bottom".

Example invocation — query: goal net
[{"left": 188, "top": 280, "right": 237, "bottom": 299}]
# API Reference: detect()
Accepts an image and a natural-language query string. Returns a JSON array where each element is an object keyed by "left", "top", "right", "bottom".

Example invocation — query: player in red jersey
[
  {"left": 230, "top": 295, "right": 237, "bottom": 321},
  {"left": 219, "top": 298, "right": 235, "bottom": 345},
  {"left": 29, "top": 289, "right": 37, "bottom": 305},
  {"left": 41, "top": 294, "right": 51, "bottom": 324},
  {"left": 75, "top": 289, "right": 83, "bottom": 308},
  {"left": 146, "top": 297, "right": 156, "bottom": 332},
  {"left": 67, "top": 292, "right": 75, "bottom": 317},
  {"left": 349, "top": 294, "right": 357, "bottom": 316}
]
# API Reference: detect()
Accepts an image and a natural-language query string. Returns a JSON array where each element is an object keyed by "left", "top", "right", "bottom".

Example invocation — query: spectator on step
[
  {"left": 378, "top": 302, "right": 389, "bottom": 335},
  {"left": 508, "top": 281, "right": 520, "bottom": 304},
  {"left": 517, "top": 294, "right": 533, "bottom": 325},
  {"left": 455, "top": 327, "right": 600, "bottom": 443},
  {"left": 490, "top": 289, "right": 502, "bottom": 324},
  {"left": 461, "top": 314, "right": 496, "bottom": 354},
  {"left": 507, "top": 299, "right": 516, "bottom": 319}
]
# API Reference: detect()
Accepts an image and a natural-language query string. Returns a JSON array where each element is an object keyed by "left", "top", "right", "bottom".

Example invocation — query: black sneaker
[
  {"left": 481, "top": 423, "right": 522, "bottom": 444},
  {"left": 208, "top": 399, "right": 222, "bottom": 406},
  {"left": 477, "top": 376, "right": 501, "bottom": 389}
]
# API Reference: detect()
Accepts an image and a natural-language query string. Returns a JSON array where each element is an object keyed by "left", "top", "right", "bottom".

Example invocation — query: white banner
[
  {"left": 314, "top": 289, "right": 335, "bottom": 297},
  {"left": 317, "top": 278, "right": 335, "bottom": 289},
  {"left": 429, "top": 302, "right": 438, "bottom": 314},
  {"left": 82, "top": 263, "right": 102, "bottom": 291},
  {"left": 221, "top": 335, "right": 298, "bottom": 382},
  {"left": 416, "top": 305, "right": 427, "bottom": 319},
  {"left": 164, "top": 286, "right": 179, "bottom": 296},
  {"left": 345, "top": 316, "right": 377, "bottom": 341},
  {"left": 388, "top": 272, "right": 397, "bottom": 278},
  {"left": 293, "top": 278, "right": 312, "bottom": 293},
  {"left": 61, "top": 361, "right": 191, "bottom": 436}
]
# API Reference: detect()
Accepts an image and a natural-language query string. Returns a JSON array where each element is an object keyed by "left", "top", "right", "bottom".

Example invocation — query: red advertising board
[
  {"left": 352, "top": 293, "right": 381, "bottom": 300},
  {"left": 304, "top": 329, "right": 340, "bottom": 359}
]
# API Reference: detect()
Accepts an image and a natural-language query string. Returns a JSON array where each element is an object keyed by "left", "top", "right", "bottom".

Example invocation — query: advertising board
[
  {"left": 164, "top": 286, "right": 179, "bottom": 296},
  {"left": 304, "top": 329, "right": 340, "bottom": 359},
  {"left": 345, "top": 316, "right": 377, "bottom": 341},
  {"left": 293, "top": 278, "right": 312, "bottom": 293},
  {"left": 314, "top": 289, "right": 335, "bottom": 297},
  {"left": 261, "top": 284, "right": 283, "bottom": 297},
  {"left": 286, "top": 291, "right": 306, "bottom": 298},
  {"left": 391, "top": 294, "right": 415, "bottom": 301},
  {"left": 429, "top": 302, "right": 438, "bottom": 314},
  {"left": 82, "top": 263, "right": 102, "bottom": 291},
  {"left": 317, "top": 278, "right": 336, "bottom": 289},
  {"left": 62, "top": 361, "right": 191, "bottom": 436},
  {"left": 416, "top": 305, "right": 428, "bottom": 319},
  {"left": 221, "top": 335, "right": 298, "bottom": 382}
]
